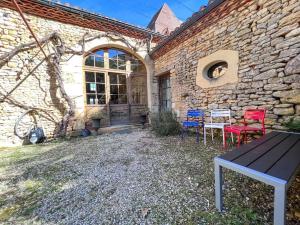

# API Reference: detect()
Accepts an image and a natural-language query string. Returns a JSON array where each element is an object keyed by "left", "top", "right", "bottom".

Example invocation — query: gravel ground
[{"left": 0, "top": 128, "right": 299, "bottom": 225}]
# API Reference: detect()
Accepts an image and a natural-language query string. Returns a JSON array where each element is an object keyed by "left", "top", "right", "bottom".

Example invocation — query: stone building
[
  {"left": 147, "top": 3, "right": 182, "bottom": 35},
  {"left": 0, "top": 0, "right": 299, "bottom": 146},
  {"left": 150, "top": 0, "right": 300, "bottom": 129},
  {"left": 0, "top": 0, "right": 164, "bottom": 146}
]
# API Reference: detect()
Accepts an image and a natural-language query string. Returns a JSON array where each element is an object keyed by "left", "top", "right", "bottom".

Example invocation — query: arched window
[{"left": 83, "top": 48, "right": 147, "bottom": 105}]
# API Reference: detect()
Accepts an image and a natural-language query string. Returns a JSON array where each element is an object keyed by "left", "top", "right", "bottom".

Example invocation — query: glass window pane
[
  {"left": 97, "top": 95, "right": 106, "bottom": 104},
  {"left": 131, "top": 59, "right": 138, "bottom": 72},
  {"left": 118, "top": 52, "right": 126, "bottom": 61},
  {"left": 85, "top": 72, "right": 95, "bottom": 82},
  {"left": 87, "top": 94, "right": 96, "bottom": 105},
  {"left": 108, "top": 49, "right": 118, "bottom": 58},
  {"left": 109, "top": 74, "right": 118, "bottom": 84},
  {"left": 119, "top": 75, "right": 126, "bottom": 85},
  {"left": 119, "top": 85, "right": 127, "bottom": 94},
  {"left": 86, "top": 83, "right": 96, "bottom": 93},
  {"left": 85, "top": 56, "right": 94, "bottom": 66},
  {"left": 110, "top": 85, "right": 118, "bottom": 94},
  {"left": 96, "top": 84, "right": 105, "bottom": 93},
  {"left": 118, "top": 95, "right": 127, "bottom": 104},
  {"left": 95, "top": 57, "right": 104, "bottom": 67},
  {"left": 95, "top": 50, "right": 104, "bottom": 57},
  {"left": 118, "top": 60, "right": 126, "bottom": 70},
  {"left": 166, "top": 79, "right": 170, "bottom": 88},
  {"left": 96, "top": 73, "right": 105, "bottom": 83},
  {"left": 109, "top": 59, "right": 118, "bottom": 69},
  {"left": 110, "top": 95, "right": 118, "bottom": 104}
]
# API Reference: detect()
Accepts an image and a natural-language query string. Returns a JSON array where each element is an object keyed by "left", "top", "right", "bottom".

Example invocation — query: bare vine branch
[
  {"left": 0, "top": 32, "right": 58, "bottom": 68},
  {"left": 0, "top": 30, "right": 148, "bottom": 137}
]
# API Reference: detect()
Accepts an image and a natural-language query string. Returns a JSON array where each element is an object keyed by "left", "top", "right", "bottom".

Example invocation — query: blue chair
[{"left": 181, "top": 109, "right": 205, "bottom": 143}]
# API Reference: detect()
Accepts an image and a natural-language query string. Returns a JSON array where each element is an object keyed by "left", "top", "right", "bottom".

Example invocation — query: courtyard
[
  {"left": 0, "top": 129, "right": 299, "bottom": 225},
  {"left": 0, "top": 0, "right": 300, "bottom": 224}
]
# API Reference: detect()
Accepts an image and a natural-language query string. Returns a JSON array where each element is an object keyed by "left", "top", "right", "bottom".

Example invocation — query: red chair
[{"left": 224, "top": 109, "right": 266, "bottom": 148}]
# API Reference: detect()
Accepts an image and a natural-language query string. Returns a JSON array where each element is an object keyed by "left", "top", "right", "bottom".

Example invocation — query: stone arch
[
  {"left": 82, "top": 43, "right": 150, "bottom": 126},
  {"left": 84, "top": 43, "right": 147, "bottom": 67},
  {"left": 83, "top": 41, "right": 154, "bottom": 112}
]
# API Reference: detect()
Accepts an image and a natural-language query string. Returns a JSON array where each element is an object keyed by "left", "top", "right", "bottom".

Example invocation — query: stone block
[
  {"left": 279, "top": 49, "right": 300, "bottom": 58},
  {"left": 286, "top": 27, "right": 300, "bottom": 38},
  {"left": 285, "top": 54, "right": 300, "bottom": 75},
  {"left": 296, "top": 105, "right": 300, "bottom": 115},
  {"left": 251, "top": 81, "right": 264, "bottom": 88},
  {"left": 273, "top": 107, "right": 295, "bottom": 115},
  {"left": 272, "top": 125, "right": 289, "bottom": 130},
  {"left": 279, "top": 11, "right": 300, "bottom": 26},
  {"left": 283, "top": 74, "right": 300, "bottom": 84},
  {"left": 274, "top": 104, "right": 293, "bottom": 108},
  {"left": 272, "top": 23, "right": 299, "bottom": 38},
  {"left": 264, "top": 83, "right": 289, "bottom": 91},
  {"left": 253, "top": 69, "right": 277, "bottom": 80},
  {"left": 273, "top": 89, "right": 300, "bottom": 98},
  {"left": 275, "top": 37, "right": 299, "bottom": 50}
]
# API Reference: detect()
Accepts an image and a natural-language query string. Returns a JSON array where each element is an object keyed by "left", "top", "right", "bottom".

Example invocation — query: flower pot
[
  {"left": 140, "top": 114, "right": 147, "bottom": 128},
  {"left": 91, "top": 119, "right": 101, "bottom": 130}
]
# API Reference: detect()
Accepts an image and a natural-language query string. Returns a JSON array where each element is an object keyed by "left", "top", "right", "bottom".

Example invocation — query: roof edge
[
  {"left": 35, "top": 0, "right": 164, "bottom": 38},
  {"left": 149, "top": 0, "right": 226, "bottom": 55}
]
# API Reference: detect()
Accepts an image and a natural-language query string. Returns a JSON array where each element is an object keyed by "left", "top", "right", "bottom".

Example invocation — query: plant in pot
[
  {"left": 139, "top": 107, "right": 149, "bottom": 128},
  {"left": 89, "top": 110, "right": 104, "bottom": 132}
]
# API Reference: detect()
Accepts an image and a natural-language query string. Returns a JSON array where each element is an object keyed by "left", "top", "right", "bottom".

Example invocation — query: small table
[{"left": 214, "top": 131, "right": 300, "bottom": 225}]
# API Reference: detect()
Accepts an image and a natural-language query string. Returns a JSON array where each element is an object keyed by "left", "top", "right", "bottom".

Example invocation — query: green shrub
[
  {"left": 284, "top": 119, "right": 300, "bottom": 132},
  {"left": 150, "top": 111, "right": 181, "bottom": 136}
]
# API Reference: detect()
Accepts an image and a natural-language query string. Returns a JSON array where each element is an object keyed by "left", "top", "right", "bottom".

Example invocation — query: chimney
[{"left": 199, "top": 5, "right": 207, "bottom": 11}]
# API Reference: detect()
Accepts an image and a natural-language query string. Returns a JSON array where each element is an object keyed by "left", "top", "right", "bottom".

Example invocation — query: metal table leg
[
  {"left": 274, "top": 183, "right": 287, "bottom": 225},
  {"left": 214, "top": 159, "right": 223, "bottom": 211},
  {"left": 204, "top": 127, "right": 207, "bottom": 145}
]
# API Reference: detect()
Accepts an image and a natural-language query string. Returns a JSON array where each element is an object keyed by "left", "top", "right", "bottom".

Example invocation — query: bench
[{"left": 214, "top": 131, "right": 300, "bottom": 225}]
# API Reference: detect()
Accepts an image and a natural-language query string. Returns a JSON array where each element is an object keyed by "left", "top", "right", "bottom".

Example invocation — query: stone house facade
[
  {"left": 0, "top": 0, "right": 163, "bottom": 146},
  {"left": 151, "top": 0, "right": 300, "bottom": 129},
  {"left": 0, "top": 0, "right": 299, "bottom": 146}
]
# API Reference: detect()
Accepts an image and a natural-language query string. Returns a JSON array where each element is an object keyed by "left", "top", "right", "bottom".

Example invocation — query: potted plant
[
  {"left": 89, "top": 110, "right": 104, "bottom": 131},
  {"left": 139, "top": 107, "right": 149, "bottom": 128}
]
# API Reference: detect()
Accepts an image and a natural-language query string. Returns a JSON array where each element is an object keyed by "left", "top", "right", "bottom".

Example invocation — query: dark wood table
[{"left": 214, "top": 131, "right": 300, "bottom": 225}]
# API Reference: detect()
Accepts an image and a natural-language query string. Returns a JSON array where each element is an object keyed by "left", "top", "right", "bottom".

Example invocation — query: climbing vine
[{"left": 0, "top": 31, "right": 148, "bottom": 137}]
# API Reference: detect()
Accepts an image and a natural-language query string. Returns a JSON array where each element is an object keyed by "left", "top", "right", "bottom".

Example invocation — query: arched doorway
[{"left": 83, "top": 47, "right": 147, "bottom": 126}]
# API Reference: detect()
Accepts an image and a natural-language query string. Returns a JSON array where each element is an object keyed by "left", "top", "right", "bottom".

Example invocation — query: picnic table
[{"left": 214, "top": 131, "right": 300, "bottom": 225}]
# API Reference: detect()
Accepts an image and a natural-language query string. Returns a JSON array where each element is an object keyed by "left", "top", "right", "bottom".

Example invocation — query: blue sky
[{"left": 60, "top": 0, "right": 208, "bottom": 27}]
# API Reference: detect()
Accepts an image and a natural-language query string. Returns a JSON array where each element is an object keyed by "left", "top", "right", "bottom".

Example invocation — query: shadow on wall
[{"left": 0, "top": 56, "right": 80, "bottom": 143}]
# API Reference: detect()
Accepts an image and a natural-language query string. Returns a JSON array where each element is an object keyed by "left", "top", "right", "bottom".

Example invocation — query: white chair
[{"left": 204, "top": 109, "right": 233, "bottom": 147}]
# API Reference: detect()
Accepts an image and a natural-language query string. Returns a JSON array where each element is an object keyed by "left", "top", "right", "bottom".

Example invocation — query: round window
[{"left": 206, "top": 61, "right": 228, "bottom": 79}]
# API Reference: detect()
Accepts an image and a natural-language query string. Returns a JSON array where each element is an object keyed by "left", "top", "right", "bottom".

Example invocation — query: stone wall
[
  {"left": 0, "top": 7, "right": 151, "bottom": 146},
  {"left": 153, "top": 0, "right": 300, "bottom": 130}
]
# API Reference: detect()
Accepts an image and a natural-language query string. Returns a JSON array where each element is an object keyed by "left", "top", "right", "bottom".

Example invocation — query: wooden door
[{"left": 108, "top": 72, "right": 129, "bottom": 125}]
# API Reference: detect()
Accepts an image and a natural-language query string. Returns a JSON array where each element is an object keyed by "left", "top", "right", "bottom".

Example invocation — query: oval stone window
[{"left": 206, "top": 61, "right": 228, "bottom": 79}]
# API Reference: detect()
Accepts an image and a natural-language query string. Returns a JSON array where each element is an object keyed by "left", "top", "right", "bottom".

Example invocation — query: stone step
[{"left": 98, "top": 124, "right": 144, "bottom": 135}]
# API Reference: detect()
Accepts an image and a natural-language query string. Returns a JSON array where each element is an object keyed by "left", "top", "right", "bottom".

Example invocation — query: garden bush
[
  {"left": 150, "top": 111, "right": 181, "bottom": 136},
  {"left": 284, "top": 119, "right": 300, "bottom": 132}
]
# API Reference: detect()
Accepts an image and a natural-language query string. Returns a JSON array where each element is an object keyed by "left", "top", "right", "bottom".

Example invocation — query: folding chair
[
  {"left": 181, "top": 109, "right": 205, "bottom": 143},
  {"left": 204, "top": 109, "right": 233, "bottom": 147},
  {"left": 224, "top": 108, "right": 266, "bottom": 148}
]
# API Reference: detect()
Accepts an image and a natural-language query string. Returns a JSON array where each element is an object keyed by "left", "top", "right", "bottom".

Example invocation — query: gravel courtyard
[{"left": 0, "top": 129, "right": 299, "bottom": 225}]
